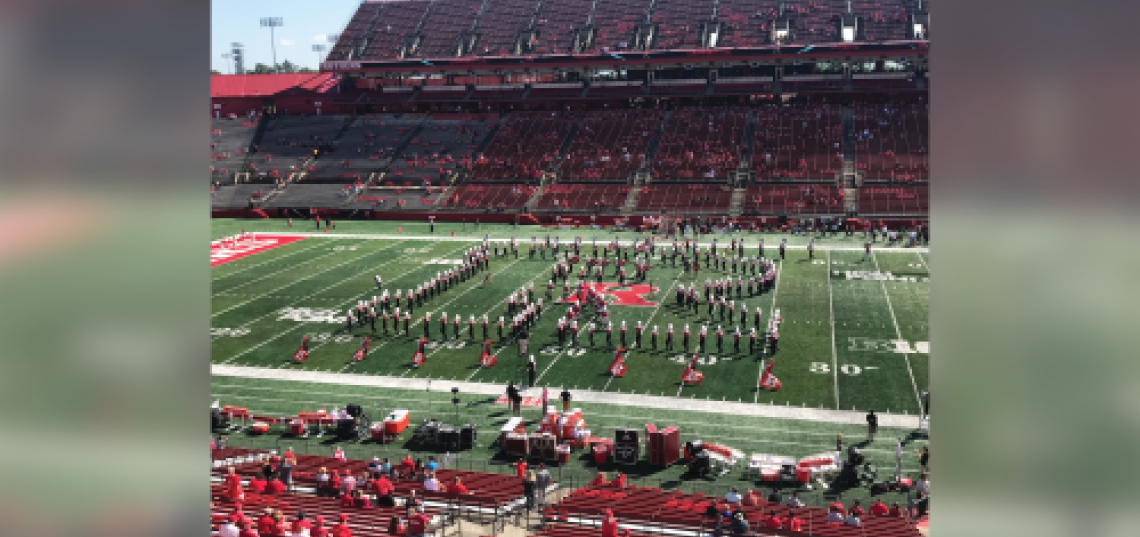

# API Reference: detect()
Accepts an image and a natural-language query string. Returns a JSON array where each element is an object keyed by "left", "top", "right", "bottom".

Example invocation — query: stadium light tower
[
  {"left": 313, "top": 44, "right": 327, "bottom": 70},
  {"left": 232, "top": 43, "right": 245, "bottom": 75},
  {"left": 221, "top": 53, "right": 232, "bottom": 74},
  {"left": 261, "top": 17, "right": 284, "bottom": 72}
]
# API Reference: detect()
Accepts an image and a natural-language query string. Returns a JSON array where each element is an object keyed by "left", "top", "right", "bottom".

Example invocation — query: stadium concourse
[{"left": 211, "top": 0, "right": 930, "bottom": 534}]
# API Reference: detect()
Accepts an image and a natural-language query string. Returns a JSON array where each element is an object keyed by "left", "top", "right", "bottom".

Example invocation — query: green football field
[{"left": 212, "top": 219, "right": 929, "bottom": 414}]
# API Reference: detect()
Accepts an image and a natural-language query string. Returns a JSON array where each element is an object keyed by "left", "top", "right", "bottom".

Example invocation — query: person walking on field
[{"left": 866, "top": 410, "right": 878, "bottom": 442}]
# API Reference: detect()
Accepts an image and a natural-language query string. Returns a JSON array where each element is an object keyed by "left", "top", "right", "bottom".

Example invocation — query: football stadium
[{"left": 210, "top": 2, "right": 931, "bottom": 536}]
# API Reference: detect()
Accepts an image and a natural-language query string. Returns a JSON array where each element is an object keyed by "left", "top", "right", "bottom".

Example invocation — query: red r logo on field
[{"left": 561, "top": 283, "right": 658, "bottom": 307}]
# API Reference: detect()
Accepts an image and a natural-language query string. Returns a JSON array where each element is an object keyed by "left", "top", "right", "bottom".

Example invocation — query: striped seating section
[
  {"left": 636, "top": 184, "right": 733, "bottom": 213},
  {"left": 743, "top": 185, "right": 845, "bottom": 215}
]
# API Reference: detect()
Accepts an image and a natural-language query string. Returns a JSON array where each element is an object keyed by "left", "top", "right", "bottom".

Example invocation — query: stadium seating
[
  {"left": 349, "top": 186, "right": 445, "bottom": 211},
  {"left": 585, "top": 0, "right": 644, "bottom": 53},
  {"left": 264, "top": 184, "right": 358, "bottom": 208},
  {"left": 545, "top": 483, "right": 922, "bottom": 537},
  {"left": 442, "top": 184, "right": 535, "bottom": 211},
  {"left": 470, "top": 111, "right": 575, "bottom": 182},
  {"left": 252, "top": 116, "right": 347, "bottom": 180},
  {"left": 319, "top": 114, "right": 419, "bottom": 176},
  {"left": 850, "top": 102, "right": 929, "bottom": 181},
  {"left": 652, "top": 106, "right": 747, "bottom": 181},
  {"left": 326, "top": 2, "right": 384, "bottom": 61},
  {"left": 535, "top": 184, "right": 629, "bottom": 212},
  {"left": 388, "top": 119, "right": 495, "bottom": 183},
  {"left": 717, "top": 0, "right": 777, "bottom": 48},
  {"left": 743, "top": 184, "right": 845, "bottom": 215},
  {"left": 413, "top": 0, "right": 485, "bottom": 58},
  {"left": 752, "top": 103, "right": 843, "bottom": 181},
  {"left": 635, "top": 184, "right": 733, "bottom": 214},
  {"left": 211, "top": 117, "right": 258, "bottom": 182},
  {"left": 533, "top": 0, "right": 593, "bottom": 54},
  {"left": 472, "top": 0, "right": 540, "bottom": 56},
  {"left": 560, "top": 109, "right": 662, "bottom": 182},
  {"left": 651, "top": 0, "right": 711, "bottom": 50},
  {"left": 858, "top": 186, "right": 928, "bottom": 215},
  {"left": 360, "top": 1, "right": 433, "bottom": 60}
]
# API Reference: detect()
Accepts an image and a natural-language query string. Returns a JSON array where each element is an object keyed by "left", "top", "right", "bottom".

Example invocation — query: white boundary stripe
[
  {"left": 349, "top": 256, "right": 525, "bottom": 375},
  {"left": 247, "top": 232, "right": 930, "bottom": 253},
  {"left": 827, "top": 250, "right": 840, "bottom": 410},
  {"left": 212, "top": 244, "right": 349, "bottom": 298},
  {"left": 916, "top": 252, "right": 930, "bottom": 273},
  {"left": 217, "top": 240, "right": 409, "bottom": 333},
  {"left": 601, "top": 269, "right": 682, "bottom": 393},
  {"left": 212, "top": 240, "right": 326, "bottom": 282},
  {"left": 218, "top": 240, "right": 448, "bottom": 364},
  {"left": 755, "top": 260, "right": 782, "bottom": 404},
  {"left": 211, "top": 382, "right": 922, "bottom": 441},
  {"left": 210, "top": 364, "right": 918, "bottom": 427},
  {"left": 211, "top": 240, "right": 380, "bottom": 318},
  {"left": 872, "top": 252, "right": 924, "bottom": 411}
]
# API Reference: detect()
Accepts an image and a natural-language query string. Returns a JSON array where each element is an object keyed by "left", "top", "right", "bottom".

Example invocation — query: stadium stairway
[
  {"left": 524, "top": 184, "right": 546, "bottom": 211},
  {"left": 475, "top": 115, "right": 506, "bottom": 156},
  {"left": 620, "top": 185, "right": 641, "bottom": 215},
  {"left": 728, "top": 187, "right": 745, "bottom": 217}
]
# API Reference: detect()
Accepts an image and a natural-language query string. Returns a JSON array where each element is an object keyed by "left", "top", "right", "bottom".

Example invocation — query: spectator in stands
[
  {"left": 387, "top": 516, "right": 406, "bottom": 536},
  {"left": 889, "top": 501, "right": 903, "bottom": 517},
  {"left": 870, "top": 498, "right": 890, "bottom": 516},
  {"left": 523, "top": 469, "right": 537, "bottom": 509},
  {"left": 785, "top": 509, "right": 803, "bottom": 532},
  {"left": 381, "top": 457, "right": 393, "bottom": 476},
  {"left": 845, "top": 508, "right": 862, "bottom": 526},
  {"left": 237, "top": 520, "right": 257, "bottom": 537},
  {"left": 740, "top": 489, "right": 758, "bottom": 507},
  {"left": 340, "top": 491, "right": 356, "bottom": 508},
  {"left": 426, "top": 455, "right": 439, "bottom": 473},
  {"left": 279, "top": 455, "right": 295, "bottom": 492},
  {"left": 351, "top": 488, "right": 372, "bottom": 508},
  {"left": 256, "top": 508, "right": 278, "bottom": 536},
  {"left": 424, "top": 472, "right": 441, "bottom": 492},
  {"left": 373, "top": 474, "right": 396, "bottom": 507},
  {"left": 408, "top": 506, "right": 431, "bottom": 537},
  {"left": 766, "top": 489, "right": 781, "bottom": 504},
  {"left": 729, "top": 511, "right": 750, "bottom": 536},
  {"left": 849, "top": 500, "right": 865, "bottom": 518},
  {"left": 827, "top": 507, "right": 845, "bottom": 524},
  {"left": 261, "top": 456, "right": 279, "bottom": 483},
  {"left": 368, "top": 457, "right": 382, "bottom": 479},
  {"left": 535, "top": 464, "right": 552, "bottom": 506},
  {"left": 725, "top": 487, "right": 742, "bottom": 504},
  {"left": 217, "top": 515, "right": 240, "bottom": 537},
  {"left": 341, "top": 471, "right": 357, "bottom": 495},
  {"left": 329, "top": 470, "right": 343, "bottom": 496},
  {"left": 589, "top": 472, "right": 607, "bottom": 487},
  {"left": 447, "top": 476, "right": 470, "bottom": 496},
  {"left": 413, "top": 459, "right": 426, "bottom": 480},
  {"left": 331, "top": 513, "right": 352, "bottom": 537},
  {"left": 316, "top": 467, "right": 331, "bottom": 497},
  {"left": 400, "top": 454, "right": 415, "bottom": 477},
  {"left": 222, "top": 467, "right": 243, "bottom": 502},
  {"left": 601, "top": 509, "right": 619, "bottom": 537},
  {"left": 265, "top": 477, "right": 286, "bottom": 495},
  {"left": 762, "top": 510, "right": 783, "bottom": 530},
  {"left": 247, "top": 475, "right": 267, "bottom": 494}
]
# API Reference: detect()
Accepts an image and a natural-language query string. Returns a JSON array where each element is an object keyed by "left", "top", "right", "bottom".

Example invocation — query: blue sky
[{"left": 212, "top": 0, "right": 367, "bottom": 72}]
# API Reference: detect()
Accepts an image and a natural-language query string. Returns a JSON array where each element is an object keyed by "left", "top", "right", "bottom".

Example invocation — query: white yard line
[
  {"left": 247, "top": 232, "right": 930, "bottom": 253},
  {"left": 210, "top": 364, "right": 919, "bottom": 427},
  {"left": 755, "top": 260, "right": 782, "bottom": 404},
  {"left": 212, "top": 241, "right": 388, "bottom": 318},
  {"left": 219, "top": 241, "right": 464, "bottom": 364},
  {"left": 872, "top": 252, "right": 924, "bottom": 412},
  {"left": 347, "top": 256, "right": 525, "bottom": 375},
  {"left": 827, "top": 250, "right": 840, "bottom": 410},
  {"left": 212, "top": 240, "right": 327, "bottom": 282},
  {"left": 212, "top": 243, "right": 353, "bottom": 297},
  {"left": 916, "top": 252, "right": 930, "bottom": 273},
  {"left": 601, "top": 271, "right": 684, "bottom": 393}
]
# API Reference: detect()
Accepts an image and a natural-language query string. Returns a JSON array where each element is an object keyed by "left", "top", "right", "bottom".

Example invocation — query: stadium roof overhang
[{"left": 321, "top": 40, "right": 928, "bottom": 76}]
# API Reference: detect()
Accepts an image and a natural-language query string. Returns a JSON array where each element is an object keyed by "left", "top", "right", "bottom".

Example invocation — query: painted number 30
[{"left": 810, "top": 362, "right": 862, "bottom": 375}]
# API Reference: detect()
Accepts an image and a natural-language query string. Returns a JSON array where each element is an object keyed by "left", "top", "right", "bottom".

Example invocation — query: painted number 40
[{"left": 811, "top": 362, "right": 864, "bottom": 375}]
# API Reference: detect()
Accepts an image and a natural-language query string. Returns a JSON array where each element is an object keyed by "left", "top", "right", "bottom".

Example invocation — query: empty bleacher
[
  {"left": 545, "top": 482, "right": 922, "bottom": 537},
  {"left": 743, "top": 184, "right": 845, "bottom": 215},
  {"left": 652, "top": 106, "right": 747, "bottom": 181},
  {"left": 388, "top": 119, "right": 495, "bottom": 183},
  {"left": 349, "top": 186, "right": 445, "bottom": 210},
  {"left": 414, "top": 0, "right": 486, "bottom": 58},
  {"left": 533, "top": 0, "right": 593, "bottom": 54},
  {"left": 251, "top": 115, "right": 347, "bottom": 180},
  {"left": 360, "top": 1, "right": 433, "bottom": 60},
  {"left": 473, "top": 0, "right": 542, "bottom": 56},
  {"left": 264, "top": 184, "right": 357, "bottom": 208},
  {"left": 752, "top": 103, "right": 843, "bottom": 181},
  {"left": 314, "top": 114, "right": 420, "bottom": 177},
  {"left": 470, "top": 111, "right": 575, "bottom": 182},
  {"left": 635, "top": 184, "right": 733, "bottom": 214},
  {"left": 586, "top": 0, "right": 646, "bottom": 53},
  {"left": 535, "top": 184, "right": 629, "bottom": 212},
  {"left": 442, "top": 184, "right": 535, "bottom": 211},
  {"left": 858, "top": 186, "right": 928, "bottom": 215},
  {"left": 850, "top": 102, "right": 928, "bottom": 181},
  {"left": 717, "top": 0, "right": 777, "bottom": 48},
  {"left": 651, "top": 0, "right": 711, "bottom": 50},
  {"left": 561, "top": 109, "right": 662, "bottom": 182}
]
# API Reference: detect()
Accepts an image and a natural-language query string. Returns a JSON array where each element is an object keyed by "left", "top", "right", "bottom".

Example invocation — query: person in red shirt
[
  {"left": 331, "top": 513, "right": 353, "bottom": 537},
  {"left": 292, "top": 511, "right": 312, "bottom": 535},
  {"left": 785, "top": 509, "right": 803, "bottom": 532},
  {"left": 588, "top": 472, "right": 607, "bottom": 487},
  {"left": 849, "top": 500, "right": 865, "bottom": 518},
  {"left": 600, "top": 509, "right": 619, "bottom": 537},
  {"left": 340, "top": 492, "right": 355, "bottom": 508},
  {"left": 265, "top": 477, "right": 286, "bottom": 495},
  {"left": 447, "top": 476, "right": 469, "bottom": 496},
  {"left": 372, "top": 474, "right": 395, "bottom": 505},
  {"left": 256, "top": 508, "right": 278, "bottom": 536},
  {"left": 311, "top": 515, "right": 329, "bottom": 537},
  {"left": 400, "top": 454, "right": 415, "bottom": 477},
  {"left": 740, "top": 489, "right": 758, "bottom": 507},
  {"left": 237, "top": 520, "right": 258, "bottom": 537},
  {"left": 762, "top": 510, "right": 783, "bottom": 530},
  {"left": 829, "top": 500, "right": 845, "bottom": 514},
  {"left": 888, "top": 502, "right": 903, "bottom": 517},
  {"left": 329, "top": 470, "right": 342, "bottom": 492},
  {"left": 408, "top": 506, "right": 430, "bottom": 537},
  {"left": 514, "top": 460, "right": 527, "bottom": 478},
  {"left": 247, "top": 476, "right": 266, "bottom": 494},
  {"left": 612, "top": 472, "right": 626, "bottom": 488},
  {"left": 223, "top": 467, "right": 244, "bottom": 502},
  {"left": 870, "top": 498, "right": 890, "bottom": 516}
]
